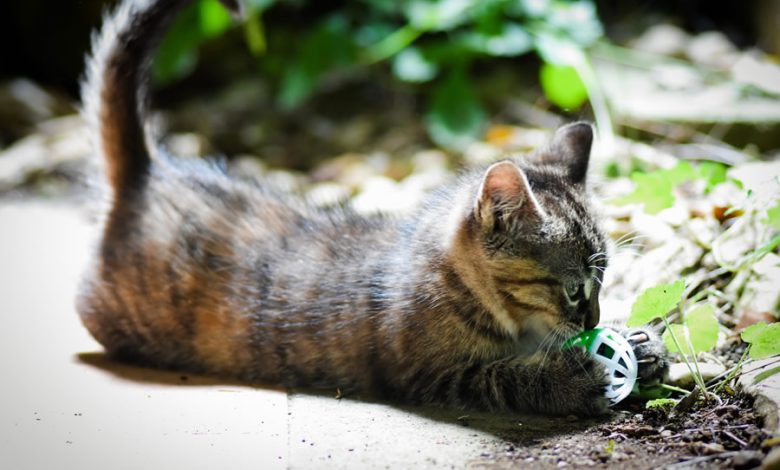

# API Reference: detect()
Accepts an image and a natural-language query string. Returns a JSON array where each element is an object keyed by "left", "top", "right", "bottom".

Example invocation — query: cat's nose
[{"left": 584, "top": 295, "right": 600, "bottom": 329}]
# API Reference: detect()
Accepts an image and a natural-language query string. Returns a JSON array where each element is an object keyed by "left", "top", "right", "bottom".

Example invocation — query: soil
[{"left": 468, "top": 391, "right": 769, "bottom": 469}]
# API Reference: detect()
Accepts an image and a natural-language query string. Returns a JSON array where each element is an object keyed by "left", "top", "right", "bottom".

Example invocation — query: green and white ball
[{"left": 563, "top": 327, "right": 638, "bottom": 405}]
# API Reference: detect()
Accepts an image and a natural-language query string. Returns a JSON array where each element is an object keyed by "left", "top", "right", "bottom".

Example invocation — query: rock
[
  {"left": 762, "top": 446, "right": 780, "bottom": 470},
  {"left": 668, "top": 362, "right": 727, "bottom": 387},
  {"left": 731, "top": 450, "right": 763, "bottom": 469},
  {"left": 631, "top": 24, "right": 689, "bottom": 56},
  {"left": 700, "top": 442, "right": 726, "bottom": 454},
  {"left": 686, "top": 31, "right": 739, "bottom": 68},
  {"left": 731, "top": 52, "right": 780, "bottom": 96}
]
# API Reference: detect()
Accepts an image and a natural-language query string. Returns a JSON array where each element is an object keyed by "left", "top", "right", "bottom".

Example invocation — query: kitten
[{"left": 77, "top": 0, "right": 667, "bottom": 416}]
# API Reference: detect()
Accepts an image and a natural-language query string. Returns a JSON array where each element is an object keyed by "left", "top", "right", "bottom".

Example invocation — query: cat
[{"left": 77, "top": 0, "right": 668, "bottom": 417}]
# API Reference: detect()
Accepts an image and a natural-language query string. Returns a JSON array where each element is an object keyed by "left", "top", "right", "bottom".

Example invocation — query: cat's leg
[
  {"left": 621, "top": 327, "right": 670, "bottom": 386},
  {"left": 422, "top": 348, "right": 611, "bottom": 416}
]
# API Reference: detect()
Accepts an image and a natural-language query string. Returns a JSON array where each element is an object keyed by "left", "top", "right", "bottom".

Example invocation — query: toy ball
[{"left": 562, "top": 327, "right": 638, "bottom": 405}]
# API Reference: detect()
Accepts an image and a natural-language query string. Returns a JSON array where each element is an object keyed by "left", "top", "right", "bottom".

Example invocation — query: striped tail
[{"left": 81, "top": 0, "right": 242, "bottom": 201}]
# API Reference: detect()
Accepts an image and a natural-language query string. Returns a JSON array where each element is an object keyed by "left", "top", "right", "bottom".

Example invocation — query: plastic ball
[{"left": 562, "top": 327, "right": 638, "bottom": 405}]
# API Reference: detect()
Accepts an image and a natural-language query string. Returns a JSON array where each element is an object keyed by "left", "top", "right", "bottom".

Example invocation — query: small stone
[
  {"left": 668, "top": 362, "right": 727, "bottom": 387},
  {"left": 631, "top": 24, "right": 689, "bottom": 56},
  {"left": 760, "top": 447, "right": 780, "bottom": 470},
  {"left": 700, "top": 442, "right": 726, "bottom": 455},
  {"left": 730, "top": 450, "right": 763, "bottom": 469}
]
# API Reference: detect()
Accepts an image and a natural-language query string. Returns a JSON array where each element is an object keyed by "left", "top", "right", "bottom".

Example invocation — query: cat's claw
[{"left": 621, "top": 327, "right": 670, "bottom": 386}]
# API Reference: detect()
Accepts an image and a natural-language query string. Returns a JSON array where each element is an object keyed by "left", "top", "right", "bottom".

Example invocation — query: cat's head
[{"left": 447, "top": 122, "right": 607, "bottom": 343}]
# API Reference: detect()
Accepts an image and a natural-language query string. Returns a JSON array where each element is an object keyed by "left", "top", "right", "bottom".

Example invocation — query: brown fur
[{"left": 78, "top": 0, "right": 668, "bottom": 417}]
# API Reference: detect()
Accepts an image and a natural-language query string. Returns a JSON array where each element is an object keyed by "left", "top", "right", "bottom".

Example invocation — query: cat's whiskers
[
  {"left": 612, "top": 232, "right": 649, "bottom": 251},
  {"left": 613, "top": 230, "right": 640, "bottom": 247},
  {"left": 530, "top": 327, "right": 564, "bottom": 386}
]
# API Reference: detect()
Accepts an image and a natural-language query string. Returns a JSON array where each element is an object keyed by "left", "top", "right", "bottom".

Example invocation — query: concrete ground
[{"left": 0, "top": 201, "right": 533, "bottom": 469}]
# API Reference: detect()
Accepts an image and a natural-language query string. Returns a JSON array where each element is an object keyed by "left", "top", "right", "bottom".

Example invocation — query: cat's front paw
[
  {"left": 621, "top": 327, "right": 670, "bottom": 386},
  {"left": 536, "top": 348, "right": 611, "bottom": 416}
]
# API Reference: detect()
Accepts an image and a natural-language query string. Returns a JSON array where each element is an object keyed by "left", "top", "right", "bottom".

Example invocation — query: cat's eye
[{"left": 564, "top": 282, "right": 583, "bottom": 302}]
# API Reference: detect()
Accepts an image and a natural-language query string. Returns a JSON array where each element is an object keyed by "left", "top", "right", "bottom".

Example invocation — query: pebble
[{"left": 668, "top": 362, "right": 727, "bottom": 387}]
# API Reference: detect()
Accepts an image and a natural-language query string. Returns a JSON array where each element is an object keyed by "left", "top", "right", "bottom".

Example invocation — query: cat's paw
[
  {"left": 538, "top": 348, "right": 611, "bottom": 416},
  {"left": 621, "top": 327, "right": 670, "bottom": 386}
]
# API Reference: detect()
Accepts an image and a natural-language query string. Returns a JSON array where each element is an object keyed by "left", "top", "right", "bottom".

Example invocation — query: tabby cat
[{"left": 77, "top": 0, "right": 668, "bottom": 417}]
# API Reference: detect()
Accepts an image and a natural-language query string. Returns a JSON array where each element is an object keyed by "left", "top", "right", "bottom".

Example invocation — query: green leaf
[
  {"left": 766, "top": 199, "right": 780, "bottom": 230},
  {"left": 540, "top": 63, "right": 588, "bottom": 110},
  {"left": 544, "top": 1, "right": 603, "bottom": 45},
  {"left": 152, "top": 0, "right": 234, "bottom": 85},
  {"left": 153, "top": 2, "right": 203, "bottom": 84},
  {"left": 392, "top": 47, "right": 438, "bottom": 82},
  {"left": 613, "top": 161, "right": 698, "bottom": 214},
  {"left": 407, "top": 0, "right": 473, "bottom": 31},
  {"left": 425, "top": 68, "right": 486, "bottom": 150},
  {"left": 663, "top": 324, "right": 688, "bottom": 354},
  {"left": 198, "top": 0, "right": 232, "bottom": 38},
  {"left": 458, "top": 22, "right": 533, "bottom": 57},
  {"left": 278, "top": 17, "right": 356, "bottom": 109},
  {"left": 626, "top": 280, "right": 685, "bottom": 327},
  {"left": 754, "top": 366, "right": 780, "bottom": 385},
  {"left": 685, "top": 304, "right": 720, "bottom": 353},
  {"left": 742, "top": 322, "right": 780, "bottom": 360},
  {"left": 244, "top": 0, "right": 275, "bottom": 9},
  {"left": 741, "top": 322, "right": 769, "bottom": 343},
  {"left": 662, "top": 304, "right": 719, "bottom": 355},
  {"left": 244, "top": 9, "right": 267, "bottom": 56},
  {"left": 698, "top": 161, "right": 728, "bottom": 193},
  {"left": 533, "top": 32, "right": 584, "bottom": 66}
]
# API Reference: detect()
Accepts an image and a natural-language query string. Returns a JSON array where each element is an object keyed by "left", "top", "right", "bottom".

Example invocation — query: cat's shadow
[{"left": 76, "top": 351, "right": 613, "bottom": 445}]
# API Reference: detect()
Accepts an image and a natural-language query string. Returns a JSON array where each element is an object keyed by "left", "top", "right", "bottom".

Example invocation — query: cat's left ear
[
  {"left": 546, "top": 122, "right": 594, "bottom": 184},
  {"left": 474, "top": 161, "right": 545, "bottom": 230}
]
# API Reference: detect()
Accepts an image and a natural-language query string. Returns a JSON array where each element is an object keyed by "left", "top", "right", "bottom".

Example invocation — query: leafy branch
[{"left": 153, "top": 0, "right": 607, "bottom": 150}]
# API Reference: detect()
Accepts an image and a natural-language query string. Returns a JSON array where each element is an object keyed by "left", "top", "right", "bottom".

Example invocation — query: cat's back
[{"left": 78, "top": 154, "right": 399, "bottom": 378}]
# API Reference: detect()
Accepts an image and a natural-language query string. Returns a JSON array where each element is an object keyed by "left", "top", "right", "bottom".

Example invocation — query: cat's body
[{"left": 78, "top": 0, "right": 667, "bottom": 416}]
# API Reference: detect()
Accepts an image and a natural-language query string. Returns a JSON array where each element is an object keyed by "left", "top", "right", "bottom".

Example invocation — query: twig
[
  {"left": 712, "top": 348, "right": 749, "bottom": 393},
  {"left": 722, "top": 430, "right": 748, "bottom": 448},
  {"left": 664, "top": 451, "right": 739, "bottom": 468},
  {"left": 663, "top": 315, "right": 708, "bottom": 397}
]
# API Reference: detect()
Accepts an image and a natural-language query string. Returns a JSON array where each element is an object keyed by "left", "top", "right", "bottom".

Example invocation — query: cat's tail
[{"left": 81, "top": 0, "right": 243, "bottom": 202}]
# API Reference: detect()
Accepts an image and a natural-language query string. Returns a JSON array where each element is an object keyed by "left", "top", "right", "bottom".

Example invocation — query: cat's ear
[
  {"left": 546, "top": 122, "right": 594, "bottom": 184},
  {"left": 474, "top": 161, "right": 544, "bottom": 229}
]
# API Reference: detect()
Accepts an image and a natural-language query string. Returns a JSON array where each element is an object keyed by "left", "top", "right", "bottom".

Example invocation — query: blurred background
[
  {"left": 1, "top": 0, "right": 779, "bottom": 329},
  {"left": 2, "top": 0, "right": 780, "bottom": 169}
]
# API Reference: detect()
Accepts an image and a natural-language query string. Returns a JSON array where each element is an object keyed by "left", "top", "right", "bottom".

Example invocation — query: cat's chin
[{"left": 514, "top": 317, "right": 583, "bottom": 353}]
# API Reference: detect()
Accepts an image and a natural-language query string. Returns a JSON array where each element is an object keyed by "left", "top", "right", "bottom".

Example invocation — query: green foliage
[
  {"left": 626, "top": 280, "right": 685, "bottom": 327},
  {"left": 614, "top": 162, "right": 697, "bottom": 214},
  {"left": 153, "top": 0, "right": 234, "bottom": 84},
  {"left": 278, "top": 16, "right": 357, "bottom": 109},
  {"left": 152, "top": 0, "right": 604, "bottom": 150},
  {"left": 645, "top": 398, "right": 677, "bottom": 409},
  {"left": 627, "top": 280, "right": 718, "bottom": 398},
  {"left": 425, "top": 68, "right": 487, "bottom": 149},
  {"left": 662, "top": 304, "right": 720, "bottom": 356},
  {"left": 539, "top": 63, "right": 588, "bottom": 110},
  {"left": 753, "top": 366, "right": 780, "bottom": 385},
  {"left": 766, "top": 200, "right": 780, "bottom": 230},
  {"left": 614, "top": 161, "right": 730, "bottom": 214},
  {"left": 392, "top": 47, "right": 438, "bottom": 82},
  {"left": 741, "top": 322, "right": 780, "bottom": 360},
  {"left": 698, "top": 161, "right": 728, "bottom": 194}
]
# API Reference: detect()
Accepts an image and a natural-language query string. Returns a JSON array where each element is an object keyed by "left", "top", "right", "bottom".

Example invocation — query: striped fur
[{"left": 76, "top": 0, "right": 641, "bottom": 416}]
